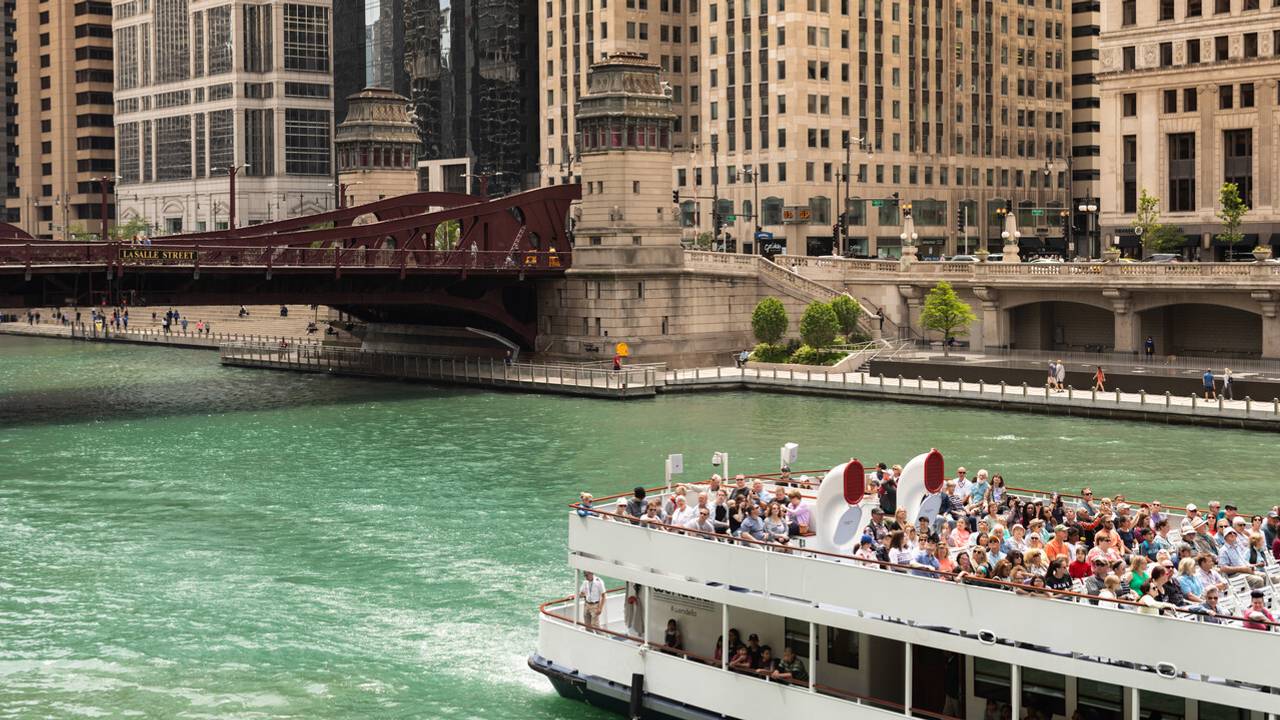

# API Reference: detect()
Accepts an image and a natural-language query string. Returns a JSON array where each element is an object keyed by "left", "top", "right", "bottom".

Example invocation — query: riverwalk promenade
[
  {"left": 0, "top": 321, "right": 320, "bottom": 350},
  {"left": 214, "top": 341, "right": 1280, "bottom": 431}
]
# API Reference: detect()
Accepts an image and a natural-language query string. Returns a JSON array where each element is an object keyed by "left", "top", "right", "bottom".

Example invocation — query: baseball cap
[
  {"left": 1186, "top": 503, "right": 1198, "bottom": 512},
  {"left": 1224, "top": 528, "right": 1239, "bottom": 538},
  {"left": 860, "top": 535, "right": 874, "bottom": 545},
  {"left": 1180, "top": 520, "right": 1195, "bottom": 534},
  {"left": 871, "top": 506, "right": 884, "bottom": 515},
  {"left": 1269, "top": 511, "right": 1280, "bottom": 520},
  {"left": 1193, "top": 517, "right": 1207, "bottom": 529},
  {"left": 1054, "top": 524, "right": 1068, "bottom": 532},
  {"left": 1232, "top": 516, "right": 1247, "bottom": 526},
  {"left": 1092, "top": 557, "right": 1108, "bottom": 565}
]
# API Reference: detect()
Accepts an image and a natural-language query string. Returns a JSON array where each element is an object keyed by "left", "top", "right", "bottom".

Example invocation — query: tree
[
  {"left": 1217, "top": 182, "right": 1249, "bottom": 248},
  {"left": 799, "top": 300, "right": 839, "bottom": 348},
  {"left": 433, "top": 220, "right": 461, "bottom": 251},
  {"left": 751, "top": 296, "right": 788, "bottom": 345},
  {"left": 920, "top": 281, "right": 976, "bottom": 356},
  {"left": 109, "top": 217, "right": 151, "bottom": 242},
  {"left": 830, "top": 295, "right": 863, "bottom": 338},
  {"left": 1132, "top": 189, "right": 1185, "bottom": 254}
]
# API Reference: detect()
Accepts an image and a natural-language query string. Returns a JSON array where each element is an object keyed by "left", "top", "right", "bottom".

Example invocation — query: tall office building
[
  {"left": 0, "top": 1, "right": 16, "bottom": 221},
  {"left": 7, "top": 0, "right": 115, "bottom": 240},
  {"left": 333, "top": 0, "right": 408, "bottom": 125},
  {"left": 406, "top": 0, "right": 539, "bottom": 196},
  {"left": 1098, "top": 0, "right": 1280, "bottom": 258},
  {"left": 542, "top": 0, "right": 1078, "bottom": 258},
  {"left": 1068, "top": 0, "right": 1101, "bottom": 255},
  {"left": 112, "top": 0, "right": 335, "bottom": 233}
]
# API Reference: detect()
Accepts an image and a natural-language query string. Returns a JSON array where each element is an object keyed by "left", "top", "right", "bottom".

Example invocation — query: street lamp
[
  {"left": 1077, "top": 201, "right": 1099, "bottom": 258},
  {"left": 460, "top": 170, "right": 513, "bottom": 199},
  {"left": 837, "top": 135, "right": 872, "bottom": 257},
  {"left": 94, "top": 175, "right": 122, "bottom": 241},
  {"left": 328, "top": 181, "right": 362, "bottom": 209},
  {"left": 737, "top": 167, "right": 760, "bottom": 254},
  {"left": 211, "top": 164, "right": 250, "bottom": 229}
]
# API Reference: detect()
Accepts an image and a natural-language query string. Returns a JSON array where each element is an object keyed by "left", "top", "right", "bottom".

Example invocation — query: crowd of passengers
[{"left": 581, "top": 464, "right": 1280, "bottom": 630}]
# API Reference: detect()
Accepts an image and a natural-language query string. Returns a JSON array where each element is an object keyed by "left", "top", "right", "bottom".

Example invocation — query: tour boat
[{"left": 529, "top": 448, "right": 1280, "bottom": 720}]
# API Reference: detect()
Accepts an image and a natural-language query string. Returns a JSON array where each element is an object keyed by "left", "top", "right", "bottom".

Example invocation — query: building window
[
  {"left": 1183, "top": 87, "right": 1198, "bottom": 112},
  {"left": 1168, "top": 133, "right": 1196, "bottom": 212},
  {"left": 1122, "top": 93, "right": 1137, "bottom": 116},
  {"left": 208, "top": 109, "right": 234, "bottom": 173},
  {"left": 1215, "top": 0, "right": 1229, "bottom": 11},
  {"left": 1224, "top": 129, "right": 1253, "bottom": 207},
  {"left": 1215, "top": 35, "right": 1229, "bottom": 61},
  {"left": 283, "top": 3, "right": 330, "bottom": 72},
  {"left": 1160, "top": 42, "right": 1173, "bottom": 66},
  {"left": 1122, "top": 135, "right": 1137, "bottom": 213},
  {"left": 1243, "top": 33, "right": 1258, "bottom": 58},
  {"left": 1159, "top": 0, "right": 1175, "bottom": 18},
  {"left": 154, "top": 0, "right": 191, "bottom": 84},
  {"left": 244, "top": 4, "right": 275, "bottom": 73},
  {"left": 114, "top": 25, "right": 138, "bottom": 90},
  {"left": 117, "top": 122, "right": 140, "bottom": 184},
  {"left": 1187, "top": 39, "right": 1201, "bottom": 63},
  {"left": 1186, "top": 0, "right": 1201, "bottom": 14},
  {"left": 1122, "top": 0, "right": 1136, "bottom": 24},
  {"left": 284, "top": 108, "right": 331, "bottom": 175},
  {"left": 1122, "top": 46, "right": 1135, "bottom": 71},
  {"left": 154, "top": 115, "right": 193, "bottom": 181},
  {"left": 1219, "top": 84, "right": 1233, "bottom": 109},
  {"left": 1163, "top": 89, "right": 1178, "bottom": 113},
  {"left": 244, "top": 108, "right": 276, "bottom": 177},
  {"left": 1240, "top": 82, "right": 1255, "bottom": 107},
  {"left": 207, "top": 5, "right": 233, "bottom": 74}
]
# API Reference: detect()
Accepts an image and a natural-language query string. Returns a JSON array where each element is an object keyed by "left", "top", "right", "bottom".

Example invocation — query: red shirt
[
  {"left": 1068, "top": 560, "right": 1091, "bottom": 579},
  {"left": 1242, "top": 606, "right": 1276, "bottom": 631}
]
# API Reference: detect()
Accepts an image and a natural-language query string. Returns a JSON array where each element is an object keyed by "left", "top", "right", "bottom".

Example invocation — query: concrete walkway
[
  {"left": 0, "top": 322, "right": 320, "bottom": 350},
  {"left": 663, "top": 366, "right": 1280, "bottom": 430}
]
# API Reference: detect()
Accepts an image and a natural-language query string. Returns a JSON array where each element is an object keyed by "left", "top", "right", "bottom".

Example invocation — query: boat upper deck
[{"left": 563, "top": 467, "right": 1280, "bottom": 698}]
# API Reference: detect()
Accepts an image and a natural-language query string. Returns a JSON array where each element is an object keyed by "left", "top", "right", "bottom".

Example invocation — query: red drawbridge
[{"left": 0, "top": 185, "right": 580, "bottom": 348}]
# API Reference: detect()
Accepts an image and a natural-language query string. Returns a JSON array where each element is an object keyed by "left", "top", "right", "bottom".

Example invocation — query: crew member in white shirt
[{"left": 579, "top": 571, "right": 607, "bottom": 627}]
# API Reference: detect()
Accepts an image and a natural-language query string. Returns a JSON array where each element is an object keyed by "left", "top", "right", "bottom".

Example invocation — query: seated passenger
[
  {"left": 685, "top": 506, "right": 717, "bottom": 534},
  {"left": 625, "top": 487, "right": 647, "bottom": 517},
  {"left": 738, "top": 505, "right": 768, "bottom": 542},
  {"left": 663, "top": 618, "right": 683, "bottom": 650},
  {"left": 754, "top": 645, "right": 778, "bottom": 675},
  {"left": 853, "top": 535, "right": 878, "bottom": 562},
  {"left": 728, "top": 645, "right": 753, "bottom": 671},
  {"left": 1045, "top": 557, "right": 1073, "bottom": 591},
  {"left": 1068, "top": 546, "right": 1091, "bottom": 580},
  {"left": 763, "top": 503, "right": 790, "bottom": 543},
  {"left": 786, "top": 491, "right": 812, "bottom": 536},
  {"left": 1242, "top": 589, "right": 1277, "bottom": 630},
  {"left": 770, "top": 646, "right": 809, "bottom": 683},
  {"left": 669, "top": 495, "right": 696, "bottom": 527}
]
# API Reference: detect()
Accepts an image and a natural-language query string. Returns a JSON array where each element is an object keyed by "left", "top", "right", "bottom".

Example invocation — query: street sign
[
  {"left": 871, "top": 200, "right": 884, "bottom": 207},
  {"left": 1031, "top": 209, "right": 1045, "bottom": 216},
  {"left": 726, "top": 214, "right": 736, "bottom": 221},
  {"left": 754, "top": 231, "right": 774, "bottom": 241},
  {"left": 615, "top": 342, "right": 630, "bottom": 357}
]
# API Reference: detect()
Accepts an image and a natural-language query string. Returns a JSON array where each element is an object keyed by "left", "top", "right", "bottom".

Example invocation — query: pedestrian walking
[
  {"left": 1046, "top": 360, "right": 1058, "bottom": 391},
  {"left": 1202, "top": 368, "right": 1216, "bottom": 400},
  {"left": 1093, "top": 366, "right": 1106, "bottom": 392},
  {"left": 1222, "top": 368, "right": 1234, "bottom": 400},
  {"left": 612, "top": 353, "right": 622, "bottom": 372},
  {"left": 1144, "top": 336, "right": 1155, "bottom": 358},
  {"left": 1054, "top": 359, "right": 1066, "bottom": 392}
]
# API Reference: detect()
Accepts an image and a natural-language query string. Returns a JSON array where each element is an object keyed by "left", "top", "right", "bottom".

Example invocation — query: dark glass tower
[
  {"left": 334, "top": 0, "right": 408, "bottom": 124},
  {"left": 405, "top": 0, "right": 538, "bottom": 196}
]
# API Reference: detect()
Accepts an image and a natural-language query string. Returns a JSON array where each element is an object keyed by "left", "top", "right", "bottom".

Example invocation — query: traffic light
[
  {"left": 832, "top": 223, "right": 840, "bottom": 239},
  {"left": 672, "top": 190, "right": 679, "bottom": 204},
  {"left": 956, "top": 207, "right": 965, "bottom": 234},
  {"left": 713, "top": 212, "right": 724, "bottom": 236},
  {"left": 1059, "top": 209, "right": 1070, "bottom": 235}
]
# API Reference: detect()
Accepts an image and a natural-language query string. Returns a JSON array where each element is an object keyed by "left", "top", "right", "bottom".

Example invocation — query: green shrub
[
  {"left": 788, "top": 344, "right": 844, "bottom": 366},
  {"left": 830, "top": 295, "right": 863, "bottom": 337},
  {"left": 749, "top": 342, "right": 791, "bottom": 363},
  {"left": 799, "top": 301, "right": 839, "bottom": 348},
  {"left": 751, "top": 297, "right": 788, "bottom": 345}
]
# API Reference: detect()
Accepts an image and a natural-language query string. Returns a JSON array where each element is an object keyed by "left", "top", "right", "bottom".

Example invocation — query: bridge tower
[{"left": 571, "top": 52, "right": 682, "bottom": 269}]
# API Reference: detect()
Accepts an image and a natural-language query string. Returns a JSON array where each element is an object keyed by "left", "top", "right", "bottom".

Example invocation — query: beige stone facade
[
  {"left": 1098, "top": 0, "right": 1280, "bottom": 257},
  {"left": 7, "top": 1, "right": 115, "bottom": 240},
  {"left": 335, "top": 88, "right": 419, "bottom": 208},
  {"left": 111, "top": 0, "right": 335, "bottom": 233},
  {"left": 540, "top": 0, "right": 1078, "bottom": 258}
]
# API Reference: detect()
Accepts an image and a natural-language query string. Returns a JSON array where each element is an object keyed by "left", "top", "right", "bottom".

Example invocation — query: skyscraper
[
  {"left": 405, "top": 0, "right": 539, "bottom": 196},
  {"left": 112, "top": 0, "right": 336, "bottom": 233},
  {"left": 334, "top": 0, "right": 408, "bottom": 125},
  {"left": 7, "top": 0, "right": 115, "bottom": 240}
]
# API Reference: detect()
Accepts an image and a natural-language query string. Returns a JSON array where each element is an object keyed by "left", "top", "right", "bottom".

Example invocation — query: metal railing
[
  {"left": 59, "top": 322, "right": 321, "bottom": 348},
  {"left": 219, "top": 343, "right": 661, "bottom": 396}
]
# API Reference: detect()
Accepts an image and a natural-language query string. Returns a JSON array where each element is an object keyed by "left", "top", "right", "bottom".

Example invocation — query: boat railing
[
  {"left": 569, "top": 504, "right": 1279, "bottom": 634},
  {"left": 538, "top": 592, "right": 966, "bottom": 720}
]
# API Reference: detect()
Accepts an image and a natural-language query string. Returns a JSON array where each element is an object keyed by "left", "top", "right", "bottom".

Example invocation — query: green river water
[{"left": 0, "top": 335, "right": 1275, "bottom": 719}]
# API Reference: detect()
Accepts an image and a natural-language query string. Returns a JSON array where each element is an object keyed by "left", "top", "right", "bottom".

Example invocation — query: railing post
[
  {"left": 878, "top": 373, "right": 884, "bottom": 388},
  {"left": 1067, "top": 385, "right": 1073, "bottom": 400},
  {"left": 1022, "top": 381, "right": 1028, "bottom": 397},
  {"left": 1165, "top": 390, "right": 1171, "bottom": 408},
  {"left": 1191, "top": 394, "right": 1197, "bottom": 410},
  {"left": 1245, "top": 396, "right": 1252, "bottom": 414},
  {"left": 1000, "top": 380, "right": 1006, "bottom": 399},
  {"left": 1217, "top": 394, "right": 1223, "bottom": 411},
  {"left": 1140, "top": 389, "right": 1145, "bottom": 405}
]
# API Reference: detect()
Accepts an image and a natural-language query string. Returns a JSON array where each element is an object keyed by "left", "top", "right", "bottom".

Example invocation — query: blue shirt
[
  {"left": 739, "top": 515, "right": 767, "bottom": 541},
  {"left": 1218, "top": 541, "right": 1249, "bottom": 568},
  {"left": 1177, "top": 574, "right": 1203, "bottom": 599},
  {"left": 1203, "top": 371, "right": 1214, "bottom": 388},
  {"left": 911, "top": 551, "right": 941, "bottom": 578}
]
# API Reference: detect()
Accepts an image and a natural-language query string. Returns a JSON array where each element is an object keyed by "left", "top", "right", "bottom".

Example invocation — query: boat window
[
  {"left": 1139, "top": 691, "right": 1185, "bottom": 720},
  {"left": 783, "top": 617, "right": 810, "bottom": 659},
  {"left": 825, "top": 626, "right": 859, "bottom": 668},
  {"left": 1076, "top": 678, "right": 1124, "bottom": 720},
  {"left": 1021, "top": 668, "right": 1065, "bottom": 719},
  {"left": 1197, "top": 701, "right": 1251, "bottom": 720},
  {"left": 973, "top": 657, "right": 1011, "bottom": 705}
]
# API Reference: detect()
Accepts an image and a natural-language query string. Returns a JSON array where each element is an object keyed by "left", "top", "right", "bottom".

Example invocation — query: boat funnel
[
  {"left": 813, "top": 459, "right": 869, "bottom": 554},
  {"left": 900, "top": 448, "right": 946, "bottom": 527}
]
